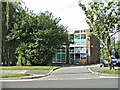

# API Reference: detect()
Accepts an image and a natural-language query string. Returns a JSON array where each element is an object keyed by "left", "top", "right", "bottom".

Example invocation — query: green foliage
[
  {"left": 6, "top": 2, "right": 68, "bottom": 66},
  {"left": 79, "top": 1, "right": 119, "bottom": 42},
  {"left": 16, "top": 42, "right": 29, "bottom": 66},
  {"left": 115, "top": 41, "right": 120, "bottom": 58},
  {"left": 97, "top": 70, "right": 120, "bottom": 74},
  {"left": 0, "top": 73, "right": 31, "bottom": 78},
  {"left": 1, "top": 66, "right": 59, "bottom": 70},
  {"left": 79, "top": 0, "right": 120, "bottom": 69},
  {"left": 2, "top": 1, "right": 20, "bottom": 66}
]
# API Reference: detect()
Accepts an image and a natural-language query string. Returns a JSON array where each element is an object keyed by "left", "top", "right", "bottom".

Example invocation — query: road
[
  {"left": 1, "top": 66, "right": 119, "bottom": 88},
  {"left": 1, "top": 78, "right": 119, "bottom": 88}
]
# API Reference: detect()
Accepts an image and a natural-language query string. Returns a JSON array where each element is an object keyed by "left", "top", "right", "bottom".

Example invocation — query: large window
[
  {"left": 53, "top": 47, "right": 66, "bottom": 63},
  {"left": 53, "top": 53, "right": 66, "bottom": 63}
]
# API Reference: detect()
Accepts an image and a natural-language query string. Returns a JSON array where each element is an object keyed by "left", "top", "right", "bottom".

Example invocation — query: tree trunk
[
  {"left": 66, "top": 44, "right": 69, "bottom": 64},
  {"left": 106, "top": 37, "right": 114, "bottom": 70}
]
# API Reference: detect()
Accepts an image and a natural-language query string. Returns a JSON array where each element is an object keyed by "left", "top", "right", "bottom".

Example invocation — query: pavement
[{"left": 0, "top": 64, "right": 119, "bottom": 80}]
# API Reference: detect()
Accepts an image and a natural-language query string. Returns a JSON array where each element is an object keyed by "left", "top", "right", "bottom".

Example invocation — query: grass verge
[
  {"left": 0, "top": 73, "right": 31, "bottom": 78},
  {"left": 0, "top": 66, "right": 59, "bottom": 70},
  {"left": 97, "top": 70, "right": 120, "bottom": 74}
]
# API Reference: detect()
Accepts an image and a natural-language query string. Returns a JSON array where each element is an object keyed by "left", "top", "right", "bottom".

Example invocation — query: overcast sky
[{"left": 23, "top": 0, "right": 91, "bottom": 31}]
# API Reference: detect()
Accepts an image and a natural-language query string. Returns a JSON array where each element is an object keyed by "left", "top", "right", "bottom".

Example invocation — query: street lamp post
[{"left": 0, "top": 1, "right": 2, "bottom": 65}]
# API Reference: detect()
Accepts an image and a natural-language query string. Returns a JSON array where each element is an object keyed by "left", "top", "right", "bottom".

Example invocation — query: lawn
[
  {"left": 0, "top": 73, "right": 31, "bottom": 78},
  {"left": 0, "top": 66, "right": 59, "bottom": 70},
  {"left": 0, "top": 66, "right": 60, "bottom": 78},
  {"left": 97, "top": 70, "right": 120, "bottom": 74}
]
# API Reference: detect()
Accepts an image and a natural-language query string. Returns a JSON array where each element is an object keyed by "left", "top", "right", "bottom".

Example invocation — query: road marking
[{"left": 88, "top": 67, "right": 99, "bottom": 74}]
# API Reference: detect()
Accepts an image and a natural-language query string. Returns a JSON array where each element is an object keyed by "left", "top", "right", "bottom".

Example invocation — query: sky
[
  {"left": 22, "top": 0, "right": 119, "bottom": 40},
  {"left": 23, "top": 0, "right": 91, "bottom": 31}
]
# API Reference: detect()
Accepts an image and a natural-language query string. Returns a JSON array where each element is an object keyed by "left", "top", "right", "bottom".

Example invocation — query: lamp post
[
  {"left": 0, "top": 0, "right": 2, "bottom": 65},
  {"left": 0, "top": 0, "right": 2, "bottom": 87}
]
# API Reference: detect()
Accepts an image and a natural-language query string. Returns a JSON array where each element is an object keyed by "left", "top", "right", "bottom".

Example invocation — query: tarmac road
[
  {"left": 2, "top": 78, "right": 119, "bottom": 88},
  {"left": 38, "top": 66, "right": 101, "bottom": 80}
]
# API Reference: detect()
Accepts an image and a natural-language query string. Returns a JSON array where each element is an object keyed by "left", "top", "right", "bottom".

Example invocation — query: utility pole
[{"left": 0, "top": 0, "right": 2, "bottom": 66}]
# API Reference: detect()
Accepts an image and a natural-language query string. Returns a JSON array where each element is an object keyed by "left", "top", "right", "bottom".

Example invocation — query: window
[
  {"left": 75, "top": 30, "right": 80, "bottom": 33},
  {"left": 57, "top": 54, "right": 60, "bottom": 62},
  {"left": 70, "top": 47, "right": 74, "bottom": 53},
  {"left": 53, "top": 46, "right": 66, "bottom": 63},
  {"left": 61, "top": 47, "right": 66, "bottom": 53},
  {"left": 80, "top": 30, "right": 82, "bottom": 33},
  {"left": 70, "top": 34, "right": 74, "bottom": 39},
  {"left": 52, "top": 54, "right": 57, "bottom": 62},
  {"left": 81, "top": 34, "right": 86, "bottom": 39},
  {"left": 81, "top": 53, "right": 86, "bottom": 59},
  {"left": 57, "top": 47, "right": 66, "bottom": 53},
  {"left": 84, "top": 30, "right": 86, "bottom": 33},
  {"left": 80, "top": 47, "right": 86, "bottom": 53},
  {"left": 75, "top": 34, "right": 80, "bottom": 39},
  {"left": 79, "top": 30, "right": 86, "bottom": 33},
  {"left": 75, "top": 54, "right": 80, "bottom": 59},
  {"left": 75, "top": 47, "right": 80, "bottom": 53},
  {"left": 61, "top": 54, "right": 65, "bottom": 60}
]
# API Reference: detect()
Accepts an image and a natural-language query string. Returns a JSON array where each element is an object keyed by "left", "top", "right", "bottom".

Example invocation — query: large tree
[
  {"left": 1, "top": 1, "right": 20, "bottom": 66},
  {"left": 6, "top": 2, "right": 68, "bottom": 66},
  {"left": 79, "top": 0, "right": 120, "bottom": 69}
]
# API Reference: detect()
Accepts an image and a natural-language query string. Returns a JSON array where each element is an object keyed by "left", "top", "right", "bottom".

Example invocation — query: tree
[
  {"left": 1, "top": 1, "right": 20, "bottom": 66},
  {"left": 6, "top": 2, "right": 68, "bottom": 66},
  {"left": 79, "top": 0, "right": 120, "bottom": 69}
]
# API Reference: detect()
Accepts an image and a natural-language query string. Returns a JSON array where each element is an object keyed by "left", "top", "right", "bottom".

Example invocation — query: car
[
  {"left": 100, "top": 55, "right": 120, "bottom": 67},
  {"left": 111, "top": 55, "right": 120, "bottom": 66}
]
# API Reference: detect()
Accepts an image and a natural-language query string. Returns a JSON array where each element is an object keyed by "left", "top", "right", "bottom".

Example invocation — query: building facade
[{"left": 52, "top": 29, "right": 100, "bottom": 65}]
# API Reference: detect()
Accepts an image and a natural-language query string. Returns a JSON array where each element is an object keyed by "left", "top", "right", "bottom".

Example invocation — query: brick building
[{"left": 52, "top": 29, "right": 100, "bottom": 65}]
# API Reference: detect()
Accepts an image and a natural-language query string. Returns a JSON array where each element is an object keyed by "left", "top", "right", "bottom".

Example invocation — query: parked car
[
  {"left": 100, "top": 55, "right": 120, "bottom": 67},
  {"left": 111, "top": 55, "right": 120, "bottom": 66}
]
